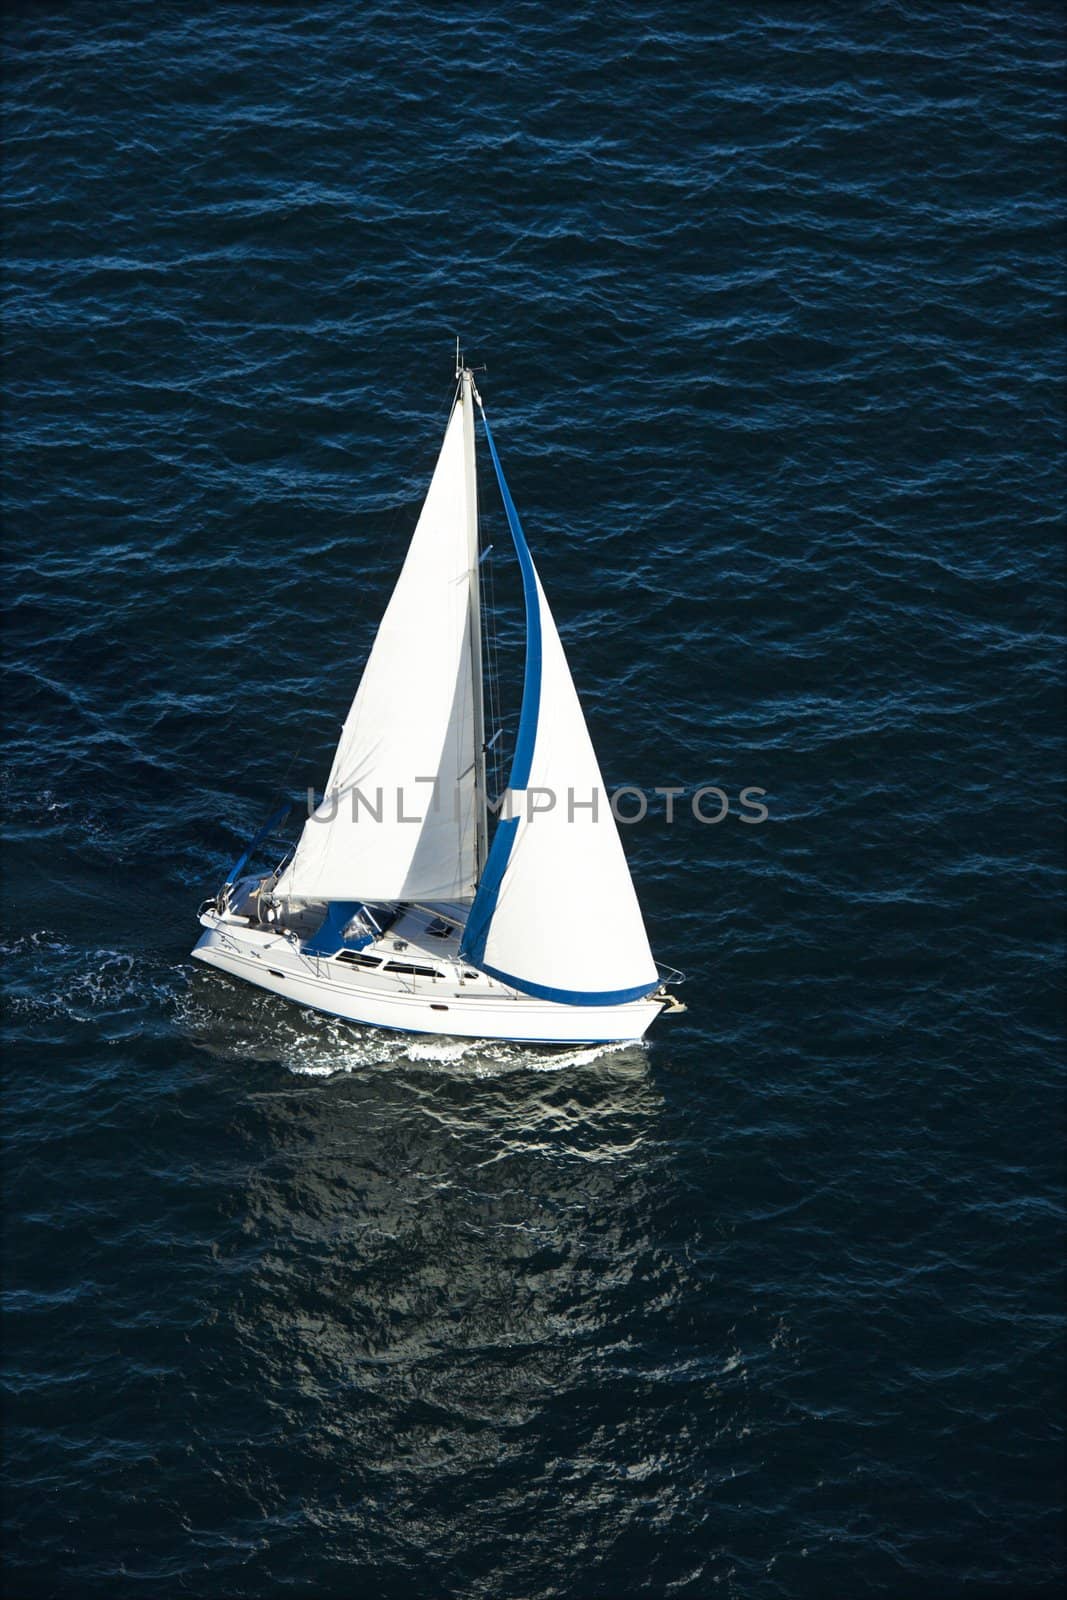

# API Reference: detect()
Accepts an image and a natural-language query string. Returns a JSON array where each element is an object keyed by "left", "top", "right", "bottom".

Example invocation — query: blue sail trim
[
  {"left": 460, "top": 409, "right": 658, "bottom": 1008},
  {"left": 479, "top": 411, "right": 543, "bottom": 789},
  {"left": 459, "top": 815, "right": 518, "bottom": 967},
  {"left": 459, "top": 409, "right": 542, "bottom": 967},
  {"left": 475, "top": 960, "right": 660, "bottom": 1008}
]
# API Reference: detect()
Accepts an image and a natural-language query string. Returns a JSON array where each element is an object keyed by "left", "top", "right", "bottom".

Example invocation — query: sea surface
[{"left": 2, "top": 4, "right": 1064, "bottom": 1596}]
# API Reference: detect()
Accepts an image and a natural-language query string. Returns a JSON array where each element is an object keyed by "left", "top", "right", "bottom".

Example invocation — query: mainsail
[
  {"left": 275, "top": 383, "right": 483, "bottom": 904},
  {"left": 460, "top": 412, "right": 659, "bottom": 1005}
]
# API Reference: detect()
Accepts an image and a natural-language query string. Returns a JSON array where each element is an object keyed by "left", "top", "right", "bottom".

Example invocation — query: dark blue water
[{"left": 2, "top": 4, "right": 1064, "bottom": 1595}]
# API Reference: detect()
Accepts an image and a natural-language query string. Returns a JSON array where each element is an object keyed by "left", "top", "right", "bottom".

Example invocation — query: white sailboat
[{"left": 192, "top": 355, "right": 685, "bottom": 1044}]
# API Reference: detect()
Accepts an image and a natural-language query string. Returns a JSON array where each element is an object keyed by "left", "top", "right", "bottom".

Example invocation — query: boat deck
[
  {"left": 193, "top": 881, "right": 665, "bottom": 1042},
  {"left": 220, "top": 880, "right": 495, "bottom": 993}
]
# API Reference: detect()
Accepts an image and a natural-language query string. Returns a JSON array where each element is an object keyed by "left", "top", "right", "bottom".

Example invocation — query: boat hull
[{"left": 190, "top": 917, "right": 663, "bottom": 1044}]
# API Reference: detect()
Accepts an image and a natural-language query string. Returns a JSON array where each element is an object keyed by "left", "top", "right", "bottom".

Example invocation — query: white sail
[
  {"left": 462, "top": 416, "right": 658, "bottom": 1005},
  {"left": 276, "top": 389, "right": 481, "bottom": 904}
]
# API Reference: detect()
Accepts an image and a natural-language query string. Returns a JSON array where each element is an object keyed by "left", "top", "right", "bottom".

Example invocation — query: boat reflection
[{"left": 181, "top": 967, "right": 669, "bottom": 1492}]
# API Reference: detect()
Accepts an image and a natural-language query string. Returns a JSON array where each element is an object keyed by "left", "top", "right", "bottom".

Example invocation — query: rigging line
[
  {"left": 488, "top": 506, "right": 508, "bottom": 791},
  {"left": 276, "top": 733, "right": 312, "bottom": 800},
  {"left": 483, "top": 536, "right": 505, "bottom": 804},
  {"left": 471, "top": 395, "right": 502, "bottom": 809},
  {"left": 474, "top": 410, "right": 499, "bottom": 801},
  {"left": 478, "top": 417, "right": 509, "bottom": 805},
  {"left": 482, "top": 559, "right": 496, "bottom": 800}
]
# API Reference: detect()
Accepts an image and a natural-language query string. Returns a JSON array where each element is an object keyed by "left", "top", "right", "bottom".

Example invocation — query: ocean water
[{"left": 2, "top": 3, "right": 1063, "bottom": 1596}]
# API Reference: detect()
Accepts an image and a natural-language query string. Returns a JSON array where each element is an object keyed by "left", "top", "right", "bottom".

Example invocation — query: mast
[{"left": 459, "top": 353, "right": 488, "bottom": 880}]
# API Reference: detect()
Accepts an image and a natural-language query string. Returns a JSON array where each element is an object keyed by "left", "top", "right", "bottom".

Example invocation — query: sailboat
[{"left": 192, "top": 354, "right": 685, "bottom": 1044}]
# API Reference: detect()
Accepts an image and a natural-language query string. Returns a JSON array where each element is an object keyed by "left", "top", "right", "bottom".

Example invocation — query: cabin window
[
  {"left": 384, "top": 960, "right": 443, "bottom": 979},
  {"left": 335, "top": 950, "right": 382, "bottom": 969}
]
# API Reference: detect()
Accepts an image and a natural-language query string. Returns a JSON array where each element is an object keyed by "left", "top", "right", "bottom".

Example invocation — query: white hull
[{"left": 191, "top": 907, "right": 665, "bottom": 1044}]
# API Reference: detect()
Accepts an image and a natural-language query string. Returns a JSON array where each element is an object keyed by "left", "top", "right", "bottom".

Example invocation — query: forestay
[
  {"left": 275, "top": 392, "right": 480, "bottom": 904},
  {"left": 461, "top": 414, "right": 659, "bottom": 1005}
]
